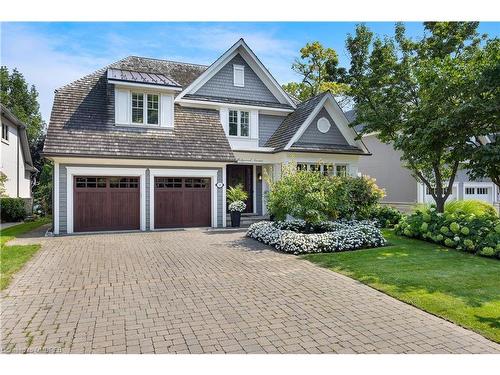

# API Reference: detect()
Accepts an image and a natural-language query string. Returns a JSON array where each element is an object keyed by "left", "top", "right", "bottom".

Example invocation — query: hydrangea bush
[
  {"left": 367, "top": 205, "right": 403, "bottom": 228},
  {"left": 395, "top": 206, "right": 500, "bottom": 259},
  {"left": 246, "top": 220, "right": 386, "bottom": 255}
]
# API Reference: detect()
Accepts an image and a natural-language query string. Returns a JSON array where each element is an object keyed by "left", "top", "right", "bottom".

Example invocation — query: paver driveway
[{"left": 1, "top": 229, "right": 499, "bottom": 354}]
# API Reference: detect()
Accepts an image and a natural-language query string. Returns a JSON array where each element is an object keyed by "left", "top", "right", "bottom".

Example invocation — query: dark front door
[
  {"left": 226, "top": 165, "right": 253, "bottom": 213},
  {"left": 74, "top": 176, "right": 140, "bottom": 232},
  {"left": 154, "top": 177, "right": 211, "bottom": 228}
]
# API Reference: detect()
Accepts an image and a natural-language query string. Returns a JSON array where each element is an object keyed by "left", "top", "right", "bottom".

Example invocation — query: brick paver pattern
[{"left": 1, "top": 229, "right": 499, "bottom": 354}]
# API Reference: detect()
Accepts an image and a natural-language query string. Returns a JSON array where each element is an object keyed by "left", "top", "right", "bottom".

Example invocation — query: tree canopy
[
  {"left": 346, "top": 22, "right": 500, "bottom": 212},
  {"left": 282, "top": 41, "right": 350, "bottom": 106}
]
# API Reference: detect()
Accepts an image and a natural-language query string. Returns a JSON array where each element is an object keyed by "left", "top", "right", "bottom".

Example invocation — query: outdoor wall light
[{"left": 258, "top": 173, "right": 262, "bottom": 181}]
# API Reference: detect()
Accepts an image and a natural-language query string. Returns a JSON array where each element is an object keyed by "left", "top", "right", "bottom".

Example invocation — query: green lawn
[
  {"left": 302, "top": 229, "right": 500, "bottom": 343},
  {"left": 1, "top": 218, "right": 51, "bottom": 290}
]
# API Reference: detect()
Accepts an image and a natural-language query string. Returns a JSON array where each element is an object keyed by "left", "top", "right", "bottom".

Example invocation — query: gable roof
[
  {"left": 43, "top": 57, "right": 235, "bottom": 162},
  {"left": 1, "top": 104, "right": 36, "bottom": 172},
  {"left": 175, "top": 39, "right": 296, "bottom": 108},
  {"left": 265, "top": 92, "right": 328, "bottom": 151},
  {"left": 265, "top": 92, "right": 369, "bottom": 155}
]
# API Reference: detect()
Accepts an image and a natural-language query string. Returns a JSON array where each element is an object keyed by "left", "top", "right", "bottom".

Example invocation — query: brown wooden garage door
[
  {"left": 74, "top": 176, "right": 140, "bottom": 232},
  {"left": 154, "top": 177, "right": 211, "bottom": 228}
]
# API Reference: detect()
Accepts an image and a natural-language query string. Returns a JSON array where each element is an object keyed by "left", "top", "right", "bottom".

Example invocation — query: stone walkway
[{"left": 1, "top": 229, "right": 499, "bottom": 354}]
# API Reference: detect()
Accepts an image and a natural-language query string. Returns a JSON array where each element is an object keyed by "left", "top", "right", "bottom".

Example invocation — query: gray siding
[
  {"left": 59, "top": 164, "right": 67, "bottom": 233},
  {"left": 357, "top": 136, "right": 418, "bottom": 203},
  {"left": 256, "top": 166, "right": 263, "bottom": 215},
  {"left": 56, "top": 164, "right": 224, "bottom": 234},
  {"left": 259, "top": 114, "right": 283, "bottom": 147},
  {"left": 295, "top": 107, "right": 349, "bottom": 146},
  {"left": 194, "top": 54, "right": 279, "bottom": 103}
]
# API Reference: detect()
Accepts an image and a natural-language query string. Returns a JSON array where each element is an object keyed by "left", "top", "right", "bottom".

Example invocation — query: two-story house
[
  {"left": 1, "top": 104, "right": 35, "bottom": 200},
  {"left": 44, "top": 39, "right": 370, "bottom": 234}
]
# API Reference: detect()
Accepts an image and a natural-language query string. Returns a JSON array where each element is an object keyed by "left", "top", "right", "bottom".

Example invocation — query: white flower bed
[{"left": 246, "top": 220, "right": 386, "bottom": 255}]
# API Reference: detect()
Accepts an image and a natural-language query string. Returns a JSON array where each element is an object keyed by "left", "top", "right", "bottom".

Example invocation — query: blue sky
[{"left": 1, "top": 22, "right": 499, "bottom": 122}]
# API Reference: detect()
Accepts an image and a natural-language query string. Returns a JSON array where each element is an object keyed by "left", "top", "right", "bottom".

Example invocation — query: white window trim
[
  {"left": 131, "top": 92, "right": 160, "bottom": 126},
  {"left": 1, "top": 123, "right": 9, "bottom": 143},
  {"left": 233, "top": 64, "right": 245, "bottom": 87},
  {"left": 66, "top": 167, "right": 147, "bottom": 234},
  {"left": 228, "top": 109, "right": 251, "bottom": 138},
  {"left": 149, "top": 169, "right": 219, "bottom": 230},
  {"left": 462, "top": 182, "right": 494, "bottom": 201}
]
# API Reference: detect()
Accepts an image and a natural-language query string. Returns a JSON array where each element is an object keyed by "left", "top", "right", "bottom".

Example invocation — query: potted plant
[
  {"left": 228, "top": 200, "right": 246, "bottom": 227},
  {"left": 227, "top": 184, "right": 248, "bottom": 227}
]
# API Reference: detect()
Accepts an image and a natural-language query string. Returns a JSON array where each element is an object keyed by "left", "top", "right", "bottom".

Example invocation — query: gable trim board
[
  {"left": 175, "top": 39, "right": 296, "bottom": 108},
  {"left": 284, "top": 93, "right": 369, "bottom": 154}
]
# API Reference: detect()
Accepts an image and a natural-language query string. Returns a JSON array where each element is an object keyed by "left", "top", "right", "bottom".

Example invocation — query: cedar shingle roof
[{"left": 43, "top": 57, "right": 236, "bottom": 162}]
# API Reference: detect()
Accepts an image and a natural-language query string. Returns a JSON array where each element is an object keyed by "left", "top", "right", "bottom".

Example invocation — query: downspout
[{"left": 17, "top": 130, "right": 20, "bottom": 197}]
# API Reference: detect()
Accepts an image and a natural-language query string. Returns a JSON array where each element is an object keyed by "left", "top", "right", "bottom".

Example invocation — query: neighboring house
[
  {"left": 345, "top": 109, "right": 499, "bottom": 208},
  {"left": 0, "top": 104, "right": 35, "bottom": 199},
  {"left": 44, "top": 39, "right": 370, "bottom": 235}
]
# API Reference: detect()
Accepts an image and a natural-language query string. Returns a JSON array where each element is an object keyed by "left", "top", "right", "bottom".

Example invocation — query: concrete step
[{"left": 226, "top": 214, "right": 269, "bottom": 228}]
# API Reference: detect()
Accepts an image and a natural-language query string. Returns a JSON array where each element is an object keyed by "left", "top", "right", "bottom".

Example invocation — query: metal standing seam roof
[{"left": 107, "top": 68, "right": 182, "bottom": 88}]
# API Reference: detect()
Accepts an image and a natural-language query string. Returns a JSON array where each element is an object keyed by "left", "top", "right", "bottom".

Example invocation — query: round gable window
[{"left": 317, "top": 117, "right": 331, "bottom": 133}]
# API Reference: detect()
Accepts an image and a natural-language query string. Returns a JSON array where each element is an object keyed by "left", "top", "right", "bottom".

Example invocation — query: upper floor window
[
  {"left": 131, "top": 92, "right": 159, "bottom": 125},
  {"left": 115, "top": 87, "right": 173, "bottom": 128},
  {"left": 229, "top": 110, "right": 250, "bottom": 137},
  {"left": 1, "top": 124, "right": 8, "bottom": 142},
  {"left": 233, "top": 65, "right": 245, "bottom": 87}
]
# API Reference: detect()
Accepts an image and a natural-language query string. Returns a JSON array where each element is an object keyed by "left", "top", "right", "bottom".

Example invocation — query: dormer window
[
  {"left": 233, "top": 65, "right": 245, "bottom": 87},
  {"left": 131, "top": 92, "right": 159, "bottom": 125},
  {"left": 115, "top": 87, "right": 173, "bottom": 128}
]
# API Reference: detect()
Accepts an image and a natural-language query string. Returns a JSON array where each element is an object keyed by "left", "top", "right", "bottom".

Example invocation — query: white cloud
[
  {"left": 1, "top": 23, "right": 113, "bottom": 122},
  {"left": 1, "top": 23, "right": 300, "bottom": 123}
]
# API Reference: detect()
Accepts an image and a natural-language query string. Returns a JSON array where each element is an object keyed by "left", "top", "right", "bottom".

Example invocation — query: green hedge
[
  {"left": 368, "top": 205, "right": 403, "bottom": 228},
  {"left": 395, "top": 206, "right": 500, "bottom": 259},
  {"left": 1, "top": 198, "right": 27, "bottom": 222}
]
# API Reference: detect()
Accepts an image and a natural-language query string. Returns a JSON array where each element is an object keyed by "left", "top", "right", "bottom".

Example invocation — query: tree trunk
[{"left": 435, "top": 196, "right": 446, "bottom": 213}]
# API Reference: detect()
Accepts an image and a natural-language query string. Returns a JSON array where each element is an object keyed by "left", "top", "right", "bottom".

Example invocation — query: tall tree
[
  {"left": 0, "top": 66, "right": 46, "bottom": 175},
  {"left": 346, "top": 22, "right": 499, "bottom": 212},
  {"left": 283, "top": 41, "right": 350, "bottom": 106}
]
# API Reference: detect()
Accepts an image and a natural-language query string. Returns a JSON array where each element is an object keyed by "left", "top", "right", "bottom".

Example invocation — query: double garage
[{"left": 71, "top": 173, "right": 213, "bottom": 233}]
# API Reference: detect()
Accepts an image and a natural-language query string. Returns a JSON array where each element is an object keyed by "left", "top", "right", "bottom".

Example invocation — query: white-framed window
[
  {"left": 1, "top": 123, "right": 8, "bottom": 142},
  {"left": 233, "top": 64, "right": 245, "bottom": 87},
  {"left": 131, "top": 92, "right": 159, "bottom": 125},
  {"left": 296, "top": 163, "right": 340, "bottom": 176},
  {"left": 228, "top": 110, "right": 250, "bottom": 137},
  {"left": 477, "top": 187, "right": 488, "bottom": 195},
  {"left": 115, "top": 87, "right": 173, "bottom": 128},
  {"left": 465, "top": 187, "right": 475, "bottom": 195},
  {"left": 336, "top": 165, "right": 348, "bottom": 177}
]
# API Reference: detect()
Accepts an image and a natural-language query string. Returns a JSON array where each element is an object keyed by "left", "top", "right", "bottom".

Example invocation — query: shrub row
[
  {"left": 395, "top": 207, "right": 500, "bottom": 259},
  {"left": 246, "top": 220, "right": 386, "bottom": 255},
  {"left": 0, "top": 197, "right": 27, "bottom": 222}
]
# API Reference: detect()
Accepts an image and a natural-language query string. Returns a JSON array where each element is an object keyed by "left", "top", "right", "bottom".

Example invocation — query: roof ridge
[
  {"left": 127, "top": 55, "right": 208, "bottom": 68},
  {"left": 55, "top": 56, "right": 132, "bottom": 92}
]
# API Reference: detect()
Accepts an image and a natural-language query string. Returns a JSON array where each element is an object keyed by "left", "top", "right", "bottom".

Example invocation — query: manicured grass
[
  {"left": 302, "top": 229, "right": 500, "bottom": 343},
  {"left": 1, "top": 218, "right": 51, "bottom": 290}
]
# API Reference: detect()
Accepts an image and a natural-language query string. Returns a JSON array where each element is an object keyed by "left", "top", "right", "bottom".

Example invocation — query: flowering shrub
[
  {"left": 266, "top": 163, "right": 384, "bottom": 224},
  {"left": 228, "top": 200, "right": 246, "bottom": 212},
  {"left": 395, "top": 206, "right": 500, "bottom": 259},
  {"left": 367, "top": 205, "right": 403, "bottom": 228},
  {"left": 246, "top": 220, "right": 386, "bottom": 255}
]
